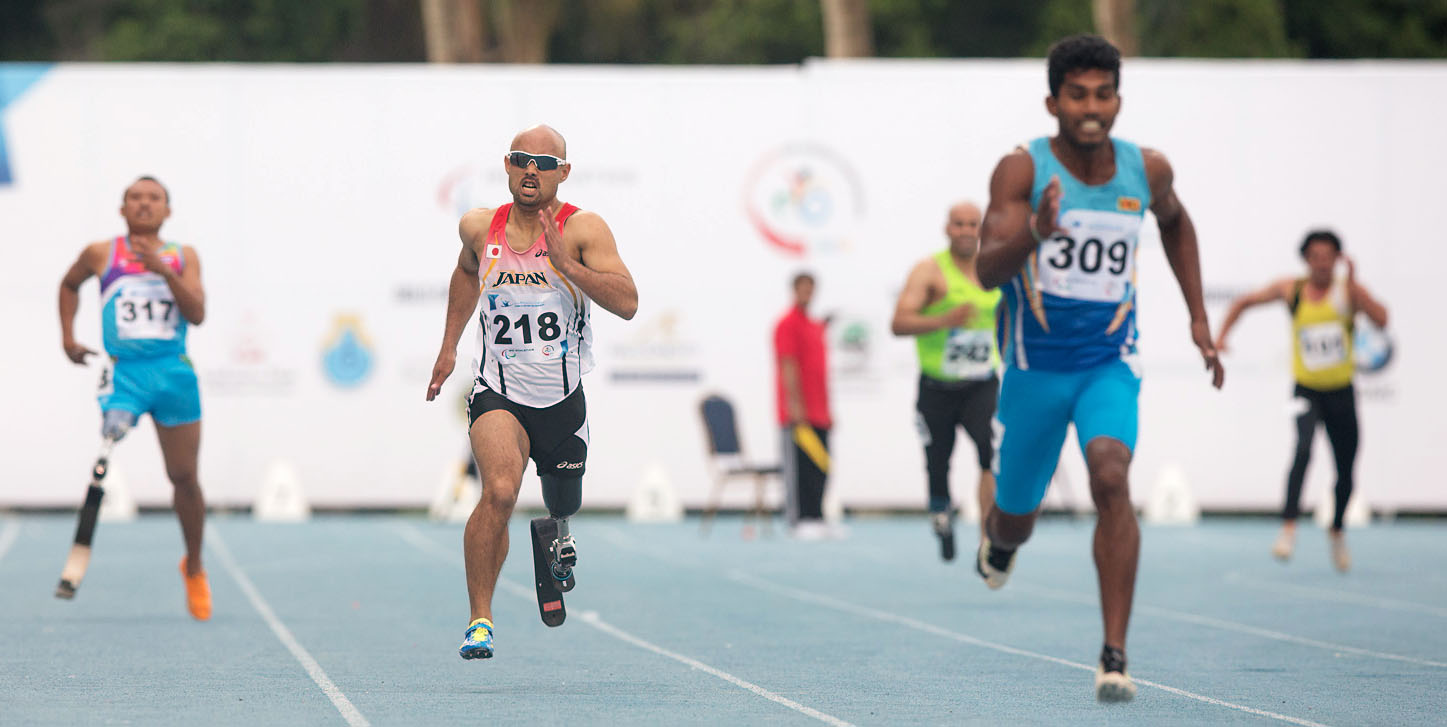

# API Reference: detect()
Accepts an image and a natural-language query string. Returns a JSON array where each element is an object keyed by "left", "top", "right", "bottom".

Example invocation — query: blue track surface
[{"left": 2, "top": 514, "right": 1444, "bottom": 726}]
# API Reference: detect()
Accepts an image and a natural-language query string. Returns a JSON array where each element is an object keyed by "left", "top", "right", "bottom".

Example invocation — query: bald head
[
  {"left": 945, "top": 201, "right": 982, "bottom": 258},
  {"left": 510, "top": 124, "right": 567, "bottom": 158}
]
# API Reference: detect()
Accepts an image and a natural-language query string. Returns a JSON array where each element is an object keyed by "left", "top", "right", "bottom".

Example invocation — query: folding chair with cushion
[{"left": 699, "top": 394, "right": 781, "bottom": 536}]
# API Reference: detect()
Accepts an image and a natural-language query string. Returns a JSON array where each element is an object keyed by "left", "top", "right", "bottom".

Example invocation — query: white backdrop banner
[{"left": 1, "top": 60, "right": 1441, "bottom": 511}]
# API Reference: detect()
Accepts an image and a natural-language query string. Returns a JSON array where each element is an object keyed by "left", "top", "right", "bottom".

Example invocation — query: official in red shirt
[{"left": 773, "top": 272, "right": 832, "bottom": 536}]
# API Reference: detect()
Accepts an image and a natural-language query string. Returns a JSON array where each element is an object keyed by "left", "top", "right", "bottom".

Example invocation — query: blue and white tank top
[
  {"left": 99, "top": 236, "right": 188, "bottom": 360},
  {"left": 998, "top": 137, "right": 1151, "bottom": 371}
]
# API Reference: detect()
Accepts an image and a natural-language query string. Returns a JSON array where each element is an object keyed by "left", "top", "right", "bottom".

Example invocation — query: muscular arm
[
  {"left": 976, "top": 151, "right": 1038, "bottom": 290},
  {"left": 166, "top": 246, "right": 206, "bottom": 325},
  {"left": 549, "top": 211, "right": 638, "bottom": 320},
  {"left": 426, "top": 210, "right": 487, "bottom": 400},
  {"left": 1215, "top": 278, "right": 1291, "bottom": 350},
  {"left": 1350, "top": 282, "right": 1388, "bottom": 328},
  {"left": 890, "top": 260, "right": 951, "bottom": 336},
  {"left": 1146, "top": 148, "right": 1223, "bottom": 388},
  {"left": 59, "top": 243, "right": 106, "bottom": 362}
]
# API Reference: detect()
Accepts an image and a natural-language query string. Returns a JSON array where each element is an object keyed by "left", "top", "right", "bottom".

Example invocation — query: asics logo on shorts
[{"left": 556, "top": 461, "right": 584, "bottom": 470}]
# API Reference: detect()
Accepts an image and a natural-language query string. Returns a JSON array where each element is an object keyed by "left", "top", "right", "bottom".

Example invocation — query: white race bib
[
  {"left": 1299, "top": 322, "right": 1347, "bottom": 371},
  {"left": 942, "top": 328, "right": 994, "bottom": 379},
  {"left": 114, "top": 279, "right": 180, "bottom": 340},
  {"left": 1036, "top": 208, "right": 1140, "bottom": 303},
  {"left": 484, "top": 289, "right": 569, "bottom": 365}
]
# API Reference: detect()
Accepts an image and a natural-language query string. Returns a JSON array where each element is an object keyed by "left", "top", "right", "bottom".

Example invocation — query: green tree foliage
[
  {"left": 3, "top": 0, "right": 1446, "bottom": 63},
  {"left": 100, "top": 0, "right": 366, "bottom": 61},
  {"left": 1284, "top": 0, "right": 1447, "bottom": 58},
  {"left": 0, "top": 0, "right": 55, "bottom": 61}
]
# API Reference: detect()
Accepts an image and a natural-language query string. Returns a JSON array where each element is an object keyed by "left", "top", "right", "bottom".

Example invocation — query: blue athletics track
[{"left": 1, "top": 513, "right": 1444, "bottom": 726}]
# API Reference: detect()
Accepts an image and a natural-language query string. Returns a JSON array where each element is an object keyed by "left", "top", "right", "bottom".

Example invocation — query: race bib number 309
[{"left": 1036, "top": 209, "right": 1140, "bottom": 303}]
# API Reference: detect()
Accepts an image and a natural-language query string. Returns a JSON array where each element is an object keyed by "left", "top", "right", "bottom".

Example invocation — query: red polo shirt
[{"left": 773, "top": 305, "right": 831, "bottom": 428}]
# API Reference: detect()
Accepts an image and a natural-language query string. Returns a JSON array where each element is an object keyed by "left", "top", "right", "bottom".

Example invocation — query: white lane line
[
  {"left": 1012, "top": 583, "right": 1447, "bottom": 669},
  {"left": 210, "top": 528, "right": 371, "bottom": 727},
  {"left": 1226, "top": 572, "right": 1447, "bottom": 619},
  {"left": 728, "top": 571, "right": 1330, "bottom": 727},
  {"left": 592, "top": 525, "right": 1331, "bottom": 726},
  {"left": 0, "top": 516, "right": 19, "bottom": 564},
  {"left": 393, "top": 524, "right": 856, "bottom": 727}
]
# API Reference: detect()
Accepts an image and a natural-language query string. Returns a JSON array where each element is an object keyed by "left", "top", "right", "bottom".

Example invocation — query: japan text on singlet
[
  {"left": 99, "top": 236, "right": 188, "bottom": 360},
  {"left": 472, "top": 203, "right": 595, "bottom": 407},
  {"left": 998, "top": 137, "right": 1151, "bottom": 371}
]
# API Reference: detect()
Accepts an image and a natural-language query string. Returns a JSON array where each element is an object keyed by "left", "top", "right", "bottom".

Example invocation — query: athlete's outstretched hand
[
  {"left": 1191, "top": 319, "right": 1224, "bottom": 389},
  {"left": 1030, "top": 175, "right": 1066, "bottom": 241},
  {"left": 426, "top": 348, "right": 456, "bottom": 401},
  {"left": 63, "top": 340, "right": 97, "bottom": 365},
  {"left": 538, "top": 209, "right": 576, "bottom": 274}
]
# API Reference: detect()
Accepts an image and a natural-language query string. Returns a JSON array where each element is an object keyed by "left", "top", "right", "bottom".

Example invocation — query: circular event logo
[
  {"left": 321, "top": 314, "right": 374, "bottom": 388},
  {"left": 1354, "top": 319, "right": 1393, "bottom": 374},
  {"left": 744, "top": 144, "right": 865, "bottom": 258}
]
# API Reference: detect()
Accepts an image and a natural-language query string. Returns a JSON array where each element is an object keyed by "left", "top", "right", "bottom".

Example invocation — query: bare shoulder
[
  {"left": 563, "top": 208, "right": 610, "bottom": 235},
  {"left": 80, "top": 240, "right": 111, "bottom": 269},
  {"left": 996, "top": 146, "right": 1035, "bottom": 178},
  {"left": 1140, "top": 147, "right": 1175, "bottom": 186},
  {"left": 458, "top": 207, "right": 497, "bottom": 245}
]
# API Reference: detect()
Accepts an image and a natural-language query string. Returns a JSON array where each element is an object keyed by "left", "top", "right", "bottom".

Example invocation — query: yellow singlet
[{"left": 1290, "top": 278, "right": 1354, "bottom": 391}]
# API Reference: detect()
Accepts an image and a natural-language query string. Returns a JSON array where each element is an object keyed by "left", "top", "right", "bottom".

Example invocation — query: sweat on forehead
[{"left": 510, "top": 125, "right": 567, "bottom": 157}]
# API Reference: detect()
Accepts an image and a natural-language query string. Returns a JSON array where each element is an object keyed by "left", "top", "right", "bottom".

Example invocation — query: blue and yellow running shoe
[{"left": 459, "top": 618, "right": 494, "bottom": 660}]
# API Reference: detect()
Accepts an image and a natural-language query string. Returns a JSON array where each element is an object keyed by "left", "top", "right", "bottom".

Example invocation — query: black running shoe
[
  {"left": 932, "top": 512, "right": 955, "bottom": 562},
  {"left": 975, "top": 536, "right": 1016, "bottom": 589},
  {"left": 1094, "top": 644, "right": 1137, "bottom": 702}
]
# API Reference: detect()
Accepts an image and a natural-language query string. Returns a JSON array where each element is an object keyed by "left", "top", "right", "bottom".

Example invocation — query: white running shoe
[
  {"left": 1329, "top": 531, "right": 1351, "bottom": 573},
  {"left": 975, "top": 536, "right": 1016, "bottom": 590},
  {"left": 1271, "top": 528, "right": 1295, "bottom": 561},
  {"left": 1095, "top": 645, "right": 1137, "bottom": 702}
]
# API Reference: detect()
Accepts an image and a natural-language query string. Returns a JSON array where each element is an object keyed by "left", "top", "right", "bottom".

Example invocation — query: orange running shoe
[{"left": 179, "top": 557, "right": 212, "bottom": 621}]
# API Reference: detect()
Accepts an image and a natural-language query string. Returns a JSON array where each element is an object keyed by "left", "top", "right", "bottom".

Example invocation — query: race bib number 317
[{"left": 1036, "top": 209, "right": 1140, "bottom": 303}]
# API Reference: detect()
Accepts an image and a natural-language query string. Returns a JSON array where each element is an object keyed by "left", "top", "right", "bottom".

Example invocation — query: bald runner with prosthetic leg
[{"left": 426, "top": 125, "right": 638, "bottom": 659}]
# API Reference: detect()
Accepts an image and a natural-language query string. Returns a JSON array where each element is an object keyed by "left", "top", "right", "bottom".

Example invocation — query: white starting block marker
[
  {"left": 1143, "top": 463, "right": 1200, "bottom": 525},
  {"left": 253, "top": 460, "right": 311, "bottom": 522},
  {"left": 98, "top": 463, "right": 138, "bottom": 523},
  {"left": 626, "top": 462, "right": 683, "bottom": 523},
  {"left": 429, "top": 462, "right": 480, "bottom": 523}
]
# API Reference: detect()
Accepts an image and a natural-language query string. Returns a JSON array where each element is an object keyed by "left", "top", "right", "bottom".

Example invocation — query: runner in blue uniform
[
  {"left": 59, "top": 176, "right": 212, "bottom": 620},
  {"left": 974, "top": 35, "right": 1224, "bottom": 701}
]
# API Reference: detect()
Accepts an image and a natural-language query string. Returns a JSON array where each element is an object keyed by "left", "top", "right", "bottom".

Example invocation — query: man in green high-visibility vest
[{"left": 891, "top": 201, "right": 1002, "bottom": 562}]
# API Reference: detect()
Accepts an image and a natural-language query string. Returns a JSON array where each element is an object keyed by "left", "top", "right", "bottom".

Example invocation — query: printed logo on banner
[
  {"left": 744, "top": 143, "right": 865, "bottom": 258},
  {"left": 201, "top": 311, "right": 299, "bottom": 396},
  {"left": 0, "top": 65, "right": 53, "bottom": 186},
  {"left": 321, "top": 313, "right": 375, "bottom": 388},
  {"left": 1354, "top": 318, "right": 1394, "bottom": 374},
  {"left": 607, "top": 308, "right": 702, "bottom": 384}
]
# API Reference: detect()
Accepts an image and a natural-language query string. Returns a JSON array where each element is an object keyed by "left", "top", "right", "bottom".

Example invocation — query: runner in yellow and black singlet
[{"left": 1217, "top": 230, "right": 1389, "bottom": 572}]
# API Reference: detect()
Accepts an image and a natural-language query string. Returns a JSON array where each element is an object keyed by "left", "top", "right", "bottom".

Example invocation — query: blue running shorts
[
  {"left": 991, "top": 358, "right": 1140, "bottom": 515},
  {"left": 97, "top": 355, "right": 202, "bottom": 428}
]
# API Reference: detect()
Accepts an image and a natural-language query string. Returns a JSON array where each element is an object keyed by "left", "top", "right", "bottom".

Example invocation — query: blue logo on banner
[
  {"left": 1, "top": 64, "right": 52, "bottom": 186},
  {"left": 321, "top": 314, "right": 375, "bottom": 388}
]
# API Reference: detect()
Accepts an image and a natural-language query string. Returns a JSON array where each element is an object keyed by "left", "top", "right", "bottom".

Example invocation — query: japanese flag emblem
[{"left": 485, "top": 243, "right": 501, "bottom": 259}]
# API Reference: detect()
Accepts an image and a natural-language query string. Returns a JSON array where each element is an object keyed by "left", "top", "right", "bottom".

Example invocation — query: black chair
[{"left": 699, "top": 394, "right": 781, "bottom": 536}]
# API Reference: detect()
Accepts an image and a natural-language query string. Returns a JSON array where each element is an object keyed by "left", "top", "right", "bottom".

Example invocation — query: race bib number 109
[{"left": 1036, "top": 209, "right": 1140, "bottom": 303}]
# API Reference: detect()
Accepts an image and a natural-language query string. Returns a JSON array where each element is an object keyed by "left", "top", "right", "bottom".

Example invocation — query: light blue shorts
[
  {"left": 992, "top": 358, "right": 1140, "bottom": 515},
  {"left": 97, "top": 355, "right": 202, "bottom": 428}
]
